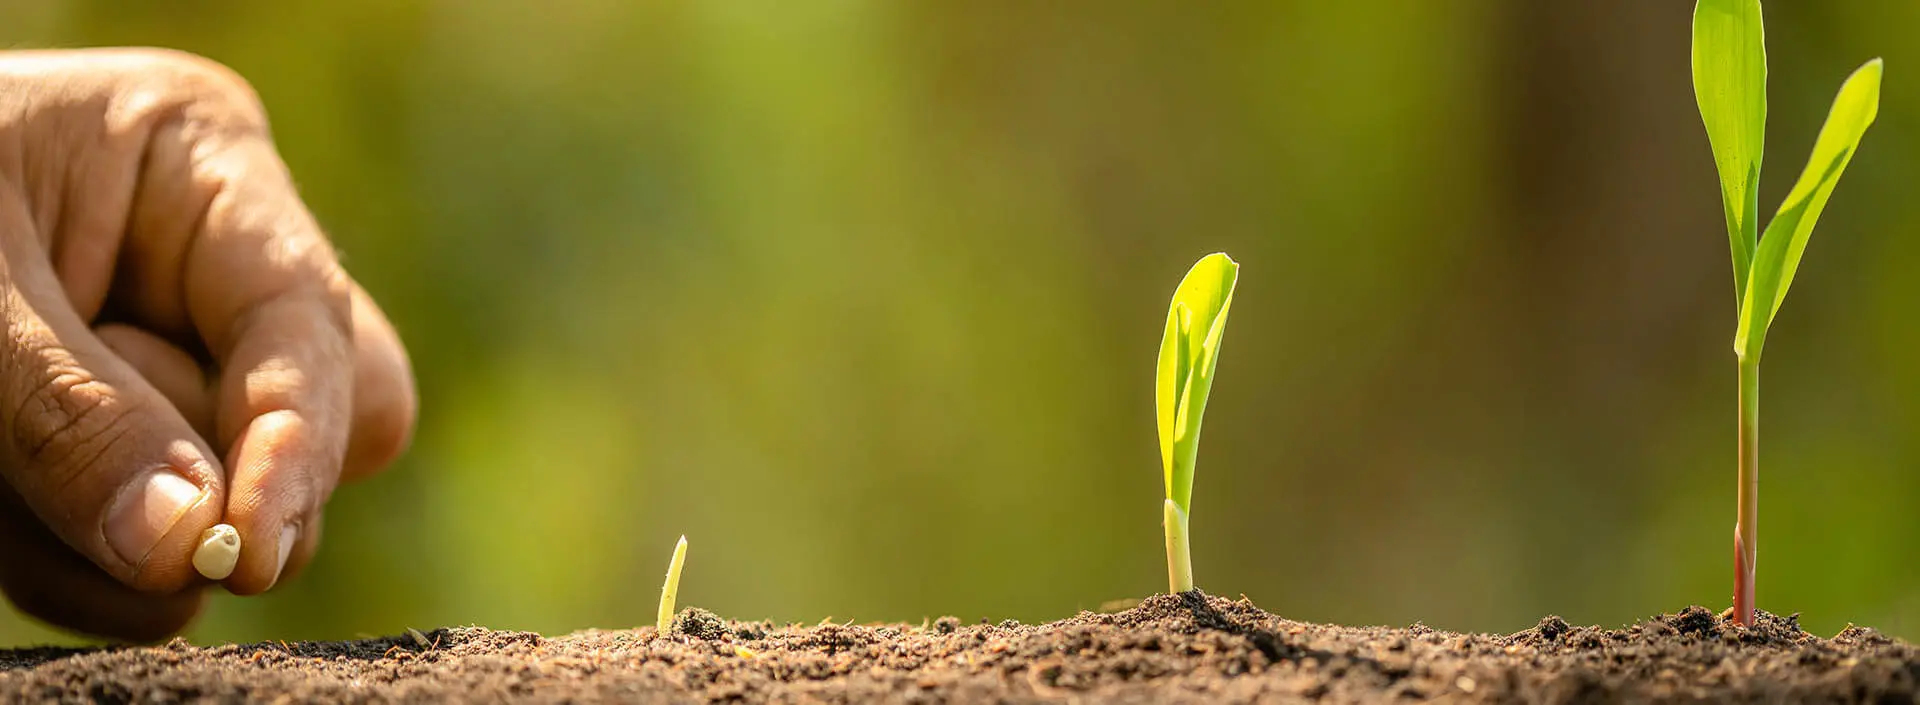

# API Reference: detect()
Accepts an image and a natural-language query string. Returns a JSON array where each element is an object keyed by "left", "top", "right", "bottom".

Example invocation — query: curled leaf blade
[
  {"left": 1735, "top": 58, "right": 1881, "bottom": 359},
  {"left": 1154, "top": 253, "right": 1239, "bottom": 512}
]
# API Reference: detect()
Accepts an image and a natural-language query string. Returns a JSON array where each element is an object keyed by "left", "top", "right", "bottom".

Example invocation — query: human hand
[{"left": 0, "top": 48, "right": 416, "bottom": 641}]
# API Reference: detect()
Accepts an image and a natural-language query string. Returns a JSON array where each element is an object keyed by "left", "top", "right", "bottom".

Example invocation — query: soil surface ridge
[{"left": 1, "top": 591, "right": 1914, "bottom": 703}]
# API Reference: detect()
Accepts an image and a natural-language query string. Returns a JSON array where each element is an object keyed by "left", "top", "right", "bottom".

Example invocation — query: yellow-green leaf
[
  {"left": 1693, "top": 0, "right": 1768, "bottom": 302},
  {"left": 1735, "top": 58, "right": 1881, "bottom": 360},
  {"left": 1156, "top": 303, "right": 1184, "bottom": 497},
  {"left": 1154, "top": 253, "right": 1239, "bottom": 512}
]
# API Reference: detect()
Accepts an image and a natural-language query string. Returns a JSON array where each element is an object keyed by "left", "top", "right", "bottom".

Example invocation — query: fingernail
[
  {"left": 106, "top": 471, "right": 204, "bottom": 566},
  {"left": 275, "top": 524, "right": 298, "bottom": 580}
]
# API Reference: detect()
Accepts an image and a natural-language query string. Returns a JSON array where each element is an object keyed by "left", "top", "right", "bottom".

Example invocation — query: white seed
[{"left": 192, "top": 523, "right": 241, "bottom": 580}]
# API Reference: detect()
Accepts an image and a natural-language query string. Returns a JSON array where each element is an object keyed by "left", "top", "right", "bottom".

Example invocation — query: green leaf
[
  {"left": 1154, "top": 253, "right": 1239, "bottom": 512},
  {"left": 1734, "top": 58, "right": 1881, "bottom": 360},
  {"left": 1692, "top": 0, "right": 1768, "bottom": 302},
  {"left": 1156, "top": 304, "right": 1184, "bottom": 498}
]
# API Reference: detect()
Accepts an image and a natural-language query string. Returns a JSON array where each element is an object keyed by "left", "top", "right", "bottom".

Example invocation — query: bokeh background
[{"left": 0, "top": 0, "right": 1915, "bottom": 646}]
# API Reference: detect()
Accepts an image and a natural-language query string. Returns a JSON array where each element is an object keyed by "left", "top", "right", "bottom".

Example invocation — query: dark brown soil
[{"left": 1, "top": 591, "right": 1914, "bottom": 703}]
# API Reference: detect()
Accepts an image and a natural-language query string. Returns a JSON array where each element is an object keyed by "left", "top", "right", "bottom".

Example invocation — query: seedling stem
[
  {"left": 1164, "top": 499, "right": 1193, "bottom": 594},
  {"left": 1735, "top": 356, "right": 1759, "bottom": 624}
]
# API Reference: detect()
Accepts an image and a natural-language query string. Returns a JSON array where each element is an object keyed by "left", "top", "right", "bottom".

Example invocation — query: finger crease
[{"left": 55, "top": 419, "right": 137, "bottom": 500}]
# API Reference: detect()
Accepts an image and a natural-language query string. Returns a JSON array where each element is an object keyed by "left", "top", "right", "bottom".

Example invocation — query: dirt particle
[
  {"left": 732, "top": 621, "right": 770, "bottom": 641},
  {"left": 1837, "top": 625, "right": 1891, "bottom": 646},
  {"left": 1535, "top": 615, "right": 1571, "bottom": 641},
  {"left": 672, "top": 608, "right": 727, "bottom": 641},
  {"left": 1672, "top": 606, "right": 1718, "bottom": 637}
]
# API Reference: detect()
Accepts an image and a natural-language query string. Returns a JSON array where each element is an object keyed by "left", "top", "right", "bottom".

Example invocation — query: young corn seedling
[
  {"left": 656, "top": 535, "right": 688, "bottom": 633},
  {"left": 1691, "top": 0, "right": 1882, "bottom": 626},
  {"left": 1156, "top": 253, "right": 1239, "bottom": 595}
]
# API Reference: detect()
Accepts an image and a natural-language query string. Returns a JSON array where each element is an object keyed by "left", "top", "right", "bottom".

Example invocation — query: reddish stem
[{"left": 1732, "top": 359, "right": 1759, "bottom": 626}]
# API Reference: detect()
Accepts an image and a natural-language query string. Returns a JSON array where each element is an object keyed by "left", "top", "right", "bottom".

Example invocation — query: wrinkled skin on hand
[{"left": 0, "top": 48, "right": 416, "bottom": 642}]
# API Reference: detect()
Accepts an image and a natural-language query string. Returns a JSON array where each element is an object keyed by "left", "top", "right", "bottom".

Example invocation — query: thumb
[{"left": 0, "top": 190, "right": 226, "bottom": 594}]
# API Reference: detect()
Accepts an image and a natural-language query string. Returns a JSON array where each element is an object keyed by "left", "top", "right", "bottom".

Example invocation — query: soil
[{"left": 0, "top": 591, "right": 1914, "bottom": 703}]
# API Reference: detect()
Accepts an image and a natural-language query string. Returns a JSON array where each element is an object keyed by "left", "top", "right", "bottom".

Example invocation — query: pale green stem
[
  {"left": 657, "top": 535, "right": 688, "bottom": 633},
  {"left": 1733, "top": 357, "right": 1759, "bottom": 626},
  {"left": 1164, "top": 499, "right": 1193, "bottom": 594}
]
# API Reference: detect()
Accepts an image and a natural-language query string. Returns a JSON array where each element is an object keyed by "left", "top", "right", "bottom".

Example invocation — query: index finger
[{"left": 182, "top": 126, "right": 354, "bottom": 596}]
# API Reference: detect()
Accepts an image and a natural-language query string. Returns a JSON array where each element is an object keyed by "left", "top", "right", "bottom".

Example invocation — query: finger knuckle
[
  {"left": 243, "top": 354, "right": 316, "bottom": 415},
  {"left": 124, "top": 48, "right": 267, "bottom": 127},
  {"left": 5, "top": 346, "right": 137, "bottom": 499}
]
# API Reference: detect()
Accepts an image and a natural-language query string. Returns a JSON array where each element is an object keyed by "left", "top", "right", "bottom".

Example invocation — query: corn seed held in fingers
[{"left": 193, "top": 523, "right": 242, "bottom": 580}]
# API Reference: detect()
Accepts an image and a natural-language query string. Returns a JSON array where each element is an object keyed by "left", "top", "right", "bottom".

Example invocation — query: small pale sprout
[
  {"left": 656, "top": 535, "right": 689, "bottom": 634},
  {"left": 192, "top": 523, "right": 241, "bottom": 581}
]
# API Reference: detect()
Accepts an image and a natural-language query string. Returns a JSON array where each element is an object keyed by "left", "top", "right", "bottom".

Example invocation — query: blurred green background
[{"left": 0, "top": 0, "right": 1915, "bottom": 646}]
